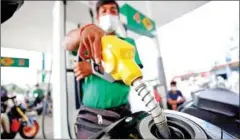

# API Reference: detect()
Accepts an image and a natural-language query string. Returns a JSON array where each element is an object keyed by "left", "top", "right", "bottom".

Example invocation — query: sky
[
  {"left": 1, "top": 1, "right": 239, "bottom": 87},
  {"left": 157, "top": 1, "right": 239, "bottom": 82}
]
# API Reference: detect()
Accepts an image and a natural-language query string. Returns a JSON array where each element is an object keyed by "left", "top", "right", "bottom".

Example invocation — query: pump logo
[
  {"left": 1, "top": 57, "right": 14, "bottom": 66},
  {"left": 142, "top": 18, "right": 153, "bottom": 31},
  {"left": 18, "top": 59, "right": 25, "bottom": 66},
  {"left": 133, "top": 12, "right": 141, "bottom": 23},
  {"left": 120, "top": 48, "right": 135, "bottom": 59}
]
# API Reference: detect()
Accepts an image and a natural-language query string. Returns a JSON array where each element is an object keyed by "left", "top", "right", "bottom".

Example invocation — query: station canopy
[{"left": 1, "top": 1, "right": 208, "bottom": 53}]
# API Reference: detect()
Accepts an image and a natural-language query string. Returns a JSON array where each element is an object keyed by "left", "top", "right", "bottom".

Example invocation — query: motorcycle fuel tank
[{"left": 90, "top": 110, "right": 236, "bottom": 139}]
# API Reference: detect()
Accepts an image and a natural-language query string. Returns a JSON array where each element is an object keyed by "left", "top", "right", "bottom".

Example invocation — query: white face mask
[
  {"left": 98, "top": 15, "right": 119, "bottom": 33},
  {"left": 171, "top": 87, "right": 177, "bottom": 91}
]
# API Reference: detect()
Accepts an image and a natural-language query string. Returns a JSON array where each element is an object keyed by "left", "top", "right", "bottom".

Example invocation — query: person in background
[
  {"left": 153, "top": 85, "right": 163, "bottom": 108},
  {"left": 167, "top": 81, "right": 185, "bottom": 110},
  {"left": 31, "top": 84, "right": 45, "bottom": 107}
]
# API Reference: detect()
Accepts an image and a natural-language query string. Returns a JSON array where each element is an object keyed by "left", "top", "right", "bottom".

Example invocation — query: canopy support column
[{"left": 52, "top": 1, "right": 69, "bottom": 139}]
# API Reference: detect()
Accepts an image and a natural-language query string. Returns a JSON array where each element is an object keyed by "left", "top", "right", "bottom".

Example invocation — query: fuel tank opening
[
  {"left": 150, "top": 121, "right": 191, "bottom": 139},
  {"left": 138, "top": 115, "right": 208, "bottom": 139}
]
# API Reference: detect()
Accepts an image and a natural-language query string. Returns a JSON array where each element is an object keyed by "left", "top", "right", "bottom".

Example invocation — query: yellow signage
[
  {"left": 1, "top": 57, "right": 29, "bottom": 67},
  {"left": 1, "top": 57, "right": 14, "bottom": 66},
  {"left": 142, "top": 17, "right": 153, "bottom": 31}
]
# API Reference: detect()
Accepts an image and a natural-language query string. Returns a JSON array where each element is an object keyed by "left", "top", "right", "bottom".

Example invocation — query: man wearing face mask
[
  {"left": 167, "top": 81, "right": 185, "bottom": 110},
  {"left": 64, "top": 0, "right": 143, "bottom": 138}
]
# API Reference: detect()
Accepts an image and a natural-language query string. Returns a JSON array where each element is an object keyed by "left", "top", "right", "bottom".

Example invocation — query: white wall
[
  {"left": 1, "top": 48, "right": 42, "bottom": 87},
  {"left": 1, "top": 20, "right": 88, "bottom": 88},
  {"left": 135, "top": 35, "right": 159, "bottom": 80},
  {"left": 127, "top": 30, "right": 161, "bottom": 112}
]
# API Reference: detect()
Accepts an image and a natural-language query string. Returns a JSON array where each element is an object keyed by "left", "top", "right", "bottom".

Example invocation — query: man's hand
[
  {"left": 167, "top": 99, "right": 178, "bottom": 105},
  {"left": 74, "top": 61, "right": 92, "bottom": 81},
  {"left": 177, "top": 96, "right": 185, "bottom": 103},
  {"left": 171, "top": 104, "right": 177, "bottom": 110},
  {"left": 63, "top": 24, "right": 105, "bottom": 64},
  {"left": 79, "top": 24, "right": 105, "bottom": 64}
]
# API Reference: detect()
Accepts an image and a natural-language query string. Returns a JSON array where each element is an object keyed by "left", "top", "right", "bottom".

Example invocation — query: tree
[{"left": 3, "top": 83, "right": 26, "bottom": 94}]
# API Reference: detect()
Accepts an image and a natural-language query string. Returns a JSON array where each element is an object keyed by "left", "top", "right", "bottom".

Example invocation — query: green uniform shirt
[
  {"left": 33, "top": 89, "right": 44, "bottom": 98},
  {"left": 81, "top": 37, "right": 143, "bottom": 109}
]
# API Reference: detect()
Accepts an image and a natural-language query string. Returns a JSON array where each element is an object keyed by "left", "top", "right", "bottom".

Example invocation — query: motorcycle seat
[{"left": 192, "top": 88, "right": 239, "bottom": 117}]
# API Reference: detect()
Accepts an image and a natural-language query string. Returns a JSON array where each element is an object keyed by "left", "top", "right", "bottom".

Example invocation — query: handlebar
[
  {"left": 8, "top": 96, "right": 17, "bottom": 100},
  {"left": 8, "top": 96, "right": 17, "bottom": 106}
]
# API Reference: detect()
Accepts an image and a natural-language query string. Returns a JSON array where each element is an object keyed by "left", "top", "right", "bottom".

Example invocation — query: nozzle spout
[{"left": 132, "top": 79, "right": 171, "bottom": 139}]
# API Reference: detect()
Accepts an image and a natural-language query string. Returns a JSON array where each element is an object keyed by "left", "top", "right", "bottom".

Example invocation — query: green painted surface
[
  {"left": 120, "top": 4, "right": 156, "bottom": 38},
  {"left": 1, "top": 57, "right": 29, "bottom": 68},
  {"left": 42, "top": 53, "right": 46, "bottom": 83},
  {"left": 71, "top": 50, "right": 77, "bottom": 56},
  {"left": 124, "top": 37, "right": 142, "bottom": 66}
]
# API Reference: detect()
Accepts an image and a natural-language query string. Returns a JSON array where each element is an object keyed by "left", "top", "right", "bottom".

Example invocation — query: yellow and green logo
[
  {"left": 1, "top": 57, "right": 14, "bottom": 66},
  {"left": 142, "top": 17, "right": 153, "bottom": 31}
]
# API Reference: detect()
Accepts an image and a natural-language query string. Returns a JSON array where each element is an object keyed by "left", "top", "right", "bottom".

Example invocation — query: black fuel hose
[
  {"left": 63, "top": 1, "right": 73, "bottom": 138},
  {"left": 41, "top": 78, "right": 51, "bottom": 139},
  {"left": 89, "top": 8, "right": 94, "bottom": 23}
]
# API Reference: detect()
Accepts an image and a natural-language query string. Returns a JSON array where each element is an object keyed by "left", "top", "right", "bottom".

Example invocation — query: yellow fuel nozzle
[
  {"left": 100, "top": 35, "right": 143, "bottom": 86},
  {"left": 90, "top": 35, "right": 171, "bottom": 138}
]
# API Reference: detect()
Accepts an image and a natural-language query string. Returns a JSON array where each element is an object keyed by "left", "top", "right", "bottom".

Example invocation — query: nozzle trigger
[{"left": 90, "top": 60, "right": 115, "bottom": 83}]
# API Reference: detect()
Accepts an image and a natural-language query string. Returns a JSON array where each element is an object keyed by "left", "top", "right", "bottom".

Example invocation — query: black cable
[
  {"left": 63, "top": 0, "right": 73, "bottom": 138},
  {"left": 76, "top": 23, "right": 83, "bottom": 111},
  {"left": 89, "top": 8, "right": 94, "bottom": 23},
  {"left": 42, "top": 65, "right": 52, "bottom": 139}
]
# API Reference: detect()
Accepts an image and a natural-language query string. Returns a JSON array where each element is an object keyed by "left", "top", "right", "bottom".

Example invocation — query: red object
[
  {"left": 80, "top": 24, "right": 94, "bottom": 36},
  {"left": 154, "top": 90, "right": 161, "bottom": 102},
  {"left": 133, "top": 12, "right": 141, "bottom": 23},
  {"left": 11, "top": 119, "right": 20, "bottom": 132},
  {"left": 201, "top": 72, "right": 209, "bottom": 77},
  {"left": 23, "top": 126, "right": 31, "bottom": 132}
]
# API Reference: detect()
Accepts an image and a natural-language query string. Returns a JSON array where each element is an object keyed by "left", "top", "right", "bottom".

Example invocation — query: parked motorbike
[{"left": 1, "top": 96, "right": 39, "bottom": 139}]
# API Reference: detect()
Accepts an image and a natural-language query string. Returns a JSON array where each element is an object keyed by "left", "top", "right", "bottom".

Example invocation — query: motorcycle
[{"left": 1, "top": 96, "right": 39, "bottom": 139}]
